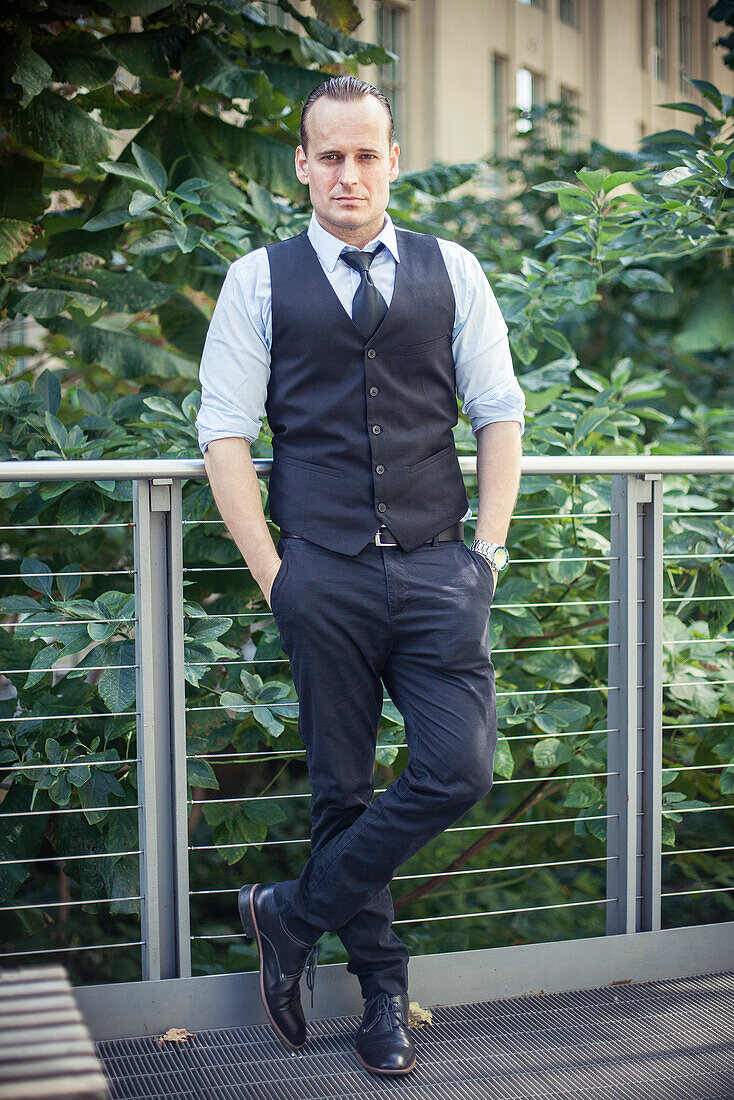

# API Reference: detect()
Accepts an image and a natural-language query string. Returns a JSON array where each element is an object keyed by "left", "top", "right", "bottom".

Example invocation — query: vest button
[
  {"left": 369, "top": 386, "right": 379, "bottom": 396},
  {"left": 377, "top": 502, "right": 387, "bottom": 512},
  {"left": 375, "top": 464, "right": 385, "bottom": 474},
  {"left": 372, "top": 425, "right": 381, "bottom": 434},
  {"left": 367, "top": 349, "right": 377, "bottom": 359}
]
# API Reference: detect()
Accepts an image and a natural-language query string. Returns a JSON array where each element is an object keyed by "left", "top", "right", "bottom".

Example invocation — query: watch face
[{"left": 493, "top": 545, "right": 510, "bottom": 570}]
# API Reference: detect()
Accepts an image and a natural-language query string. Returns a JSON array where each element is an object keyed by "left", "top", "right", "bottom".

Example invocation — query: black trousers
[{"left": 269, "top": 534, "right": 497, "bottom": 1000}]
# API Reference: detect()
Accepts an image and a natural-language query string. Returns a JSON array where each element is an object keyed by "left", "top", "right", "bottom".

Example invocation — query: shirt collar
[{"left": 307, "top": 212, "right": 400, "bottom": 272}]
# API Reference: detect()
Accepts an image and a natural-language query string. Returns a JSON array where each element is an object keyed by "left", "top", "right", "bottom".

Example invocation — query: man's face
[{"left": 295, "top": 95, "right": 400, "bottom": 246}]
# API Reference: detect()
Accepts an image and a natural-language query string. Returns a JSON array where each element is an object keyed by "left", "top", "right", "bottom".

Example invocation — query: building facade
[{"left": 350, "top": 0, "right": 734, "bottom": 169}]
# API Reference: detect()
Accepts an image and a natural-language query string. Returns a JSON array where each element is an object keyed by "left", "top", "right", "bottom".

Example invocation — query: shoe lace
[
  {"left": 365, "top": 992, "right": 407, "bottom": 1032},
  {"left": 304, "top": 943, "right": 320, "bottom": 1010}
]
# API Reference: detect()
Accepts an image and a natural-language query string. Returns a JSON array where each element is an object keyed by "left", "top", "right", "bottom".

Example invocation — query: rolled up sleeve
[
  {"left": 438, "top": 239, "right": 526, "bottom": 436},
  {"left": 195, "top": 250, "right": 272, "bottom": 454}
]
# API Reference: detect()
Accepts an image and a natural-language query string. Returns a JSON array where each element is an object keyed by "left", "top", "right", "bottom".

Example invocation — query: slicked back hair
[{"left": 299, "top": 76, "right": 395, "bottom": 151}]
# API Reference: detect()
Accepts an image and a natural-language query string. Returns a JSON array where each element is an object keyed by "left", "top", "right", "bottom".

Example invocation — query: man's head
[{"left": 295, "top": 76, "right": 400, "bottom": 248}]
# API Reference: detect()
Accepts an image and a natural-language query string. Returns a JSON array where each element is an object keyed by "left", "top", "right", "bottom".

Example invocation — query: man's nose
[{"left": 339, "top": 159, "right": 359, "bottom": 186}]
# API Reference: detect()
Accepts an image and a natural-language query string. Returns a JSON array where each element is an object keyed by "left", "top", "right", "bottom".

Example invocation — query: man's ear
[
  {"left": 388, "top": 141, "right": 400, "bottom": 184},
  {"left": 295, "top": 145, "right": 309, "bottom": 185}
]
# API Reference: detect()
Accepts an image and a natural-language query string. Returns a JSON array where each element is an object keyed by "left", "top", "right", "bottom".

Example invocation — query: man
[{"left": 196, "top": 76, "right": 524, "bottom": 1076}]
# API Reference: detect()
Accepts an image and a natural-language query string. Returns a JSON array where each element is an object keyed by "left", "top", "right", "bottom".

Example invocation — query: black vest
[{"left": 265, "top": 228, "right": 469, "bottom": 555}]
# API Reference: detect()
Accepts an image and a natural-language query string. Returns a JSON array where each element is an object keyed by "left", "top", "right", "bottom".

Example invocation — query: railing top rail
[{"left": 0, "top": 455, "right": 733, "bottom": 483}]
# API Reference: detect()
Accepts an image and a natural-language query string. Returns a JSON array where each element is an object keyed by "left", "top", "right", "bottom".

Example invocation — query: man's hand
[{"left": 203, "top": 437, "right": 282, "bottom": 605}]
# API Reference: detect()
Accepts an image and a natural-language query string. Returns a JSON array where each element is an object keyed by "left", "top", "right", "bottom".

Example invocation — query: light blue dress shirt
[{"left": 196, "top": 212, "right": 525, "bottom": 454}]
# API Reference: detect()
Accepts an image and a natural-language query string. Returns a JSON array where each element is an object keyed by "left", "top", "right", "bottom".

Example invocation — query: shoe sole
[
  {"left": 355, "top": 1051, "right": 417, "bottom": 1075},
  {"left": 238, "top": 883, "right": 304, "bottom": 1052}
]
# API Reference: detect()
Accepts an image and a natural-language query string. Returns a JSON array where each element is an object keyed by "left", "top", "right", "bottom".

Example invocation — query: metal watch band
[{"left": 470, "top": 539, "right": 510, "bottom": 571}]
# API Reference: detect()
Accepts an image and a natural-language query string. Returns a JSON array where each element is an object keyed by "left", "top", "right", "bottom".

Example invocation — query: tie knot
[{"left": 340, "top": 242, "right": 384, "bottom": 274}]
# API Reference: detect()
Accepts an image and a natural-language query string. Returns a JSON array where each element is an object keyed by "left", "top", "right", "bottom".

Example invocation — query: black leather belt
[{"left": 279, "top": 522, "right": 464, "bottom": 548}]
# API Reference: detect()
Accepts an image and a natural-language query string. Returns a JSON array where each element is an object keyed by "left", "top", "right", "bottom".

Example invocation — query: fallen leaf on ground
[
  {"left": 158, "top": 1027, "right": 195, "bottom": 1044},
  {"left": 408, "top": 1002, "right": 433, "bottom": 1028}
]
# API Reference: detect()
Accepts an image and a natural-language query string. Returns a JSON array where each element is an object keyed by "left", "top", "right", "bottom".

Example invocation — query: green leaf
[
  {"left": 103, "top": 26, "right": 189, "bottom": 78},
  {"left": 10, "top": 43, "right": 53, "bottom": 107},
  {"left": 0, "top": 219, "right": 36, "bottom": 263},
  {"left": 720, "top": 767, "right": 734, "bottom": 795},
  {"left": 493, "top": 735, "right": 514, "bottom": 779},
  {"left": 37, "top": 28, "right": 117, "bottom": 91},
  {"left": 129, "top": 190, "right": 159, "bottom": 216},
  {"left": 0, "top": 89, "right": 110, "bottom": 168},
  {"left": 657, "top": 101, "right": 709, "bottom": 118},
  {"left": 684, "top": 78, "right": 722, "bottom": 111},
  {"left": 397, "top": 162, "right": 482, "bottom": 197},
  {"left": 82, "top": 205, "right": 131, "bottom": 232},
  {"left": 533, "top": 736, "right": 573, "bottom": 769},
  {"left": 547, "top": 547, "right": 587, "bottom": 585},
  {"left": 601, "top": 170, "right": 651, "bottom": 192},
  {"left": 180, "top": 34, "right": 265, "bottom": 101},
  {"left": 57, "top": 563, "right": 82, "bottom": 600},
  {"left": 618, "top": 269, "right": 674, "bottom": 293},
  {"left": 131, "top": 142, "right": 168, "bottom": 196},
  {"left": 532, "top": 180, "right": 589, "bottom": 193},
  {"left": 127, "top": 230, "right": 177, "bottom": 256},
  {"left": 98, "top": 641, "right": 136, "bottom": 712},
  {"left": 77, "top": 766, "right": 125, "bottom": 824},
  {"left": 245, "top": 799, "right": 286, "bottom": 825},
  {"left": 187, "top": 758, "right": 219, "bottom": 789},
  {"left": 534, "top": 699, "right": 591, "bottom": 734},
  {"left": 576, "top": 168, "right": 608, "bottom": 193},
  {"left": 21, "top": 557, "right": 53, "bottom": 596},
  {"left": 25, "top": 645, "right": 60, "bottom": 689},
  {"left": 521, "top": 650, "right": 582, "bottom": 685},
  {"left": 564, "top": 778, "right": 603, "bottom": 808}
]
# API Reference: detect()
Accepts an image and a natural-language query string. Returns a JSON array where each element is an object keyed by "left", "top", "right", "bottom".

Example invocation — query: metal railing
[{"left": 1, "top": 455, "right": 733, "bottom": 1035}]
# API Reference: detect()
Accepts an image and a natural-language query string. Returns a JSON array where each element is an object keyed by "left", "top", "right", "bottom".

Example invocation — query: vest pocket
[
  {"left": 407, "top": 442, "right": 455, "bottom": 473},
  {"left": 401, "top": 334, "right": 452, "bottom": 357},
  {"left": 281, "top": 454, "right": 345, "bottom": 478}
]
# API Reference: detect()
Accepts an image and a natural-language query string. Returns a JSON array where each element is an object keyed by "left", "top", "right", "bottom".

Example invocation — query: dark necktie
[{"left": 340, "top": 243, "right": 388, "bottom": 341}]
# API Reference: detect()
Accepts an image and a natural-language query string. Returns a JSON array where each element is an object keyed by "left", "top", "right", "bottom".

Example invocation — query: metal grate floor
[{"left": 97, "top": 969, "right": 734, "bottom": 1100}]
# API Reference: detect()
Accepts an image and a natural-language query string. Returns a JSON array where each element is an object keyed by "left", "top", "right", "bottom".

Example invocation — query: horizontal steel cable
[
  {"left": 0, "top": 849, "right": 141, "bottom": 867},
  {"left": 0, "top": 758, "right": 140, "bottom": 773},
  {"left": 0, "top": 804, "right": 140, "bottom": 819},
  {"left": 0, "top": 895, "right": 142, "bottom": 913},
  {"left": 393, "top": 897, "right": 611, "bottom": 926},
  {"left": 1, "top": 616, "right": 134, "bottom": 630},
  {"left": 0, "top": 941, "right": 144, "bottom": 959},
  {"left": 0, "top": 663, "right": 137, "bottom": 676},
  {"left": 187, "top": 772, "right": 619, "bottom": 807},
  {"left": 0, "top": 569, "right": 133, "bottom": 579},
  {"left": 188, "top": 813, "right": 619, "bottom": 853},
  {"left": 0, "top": 710, "right": 137, "bottom": 723}
]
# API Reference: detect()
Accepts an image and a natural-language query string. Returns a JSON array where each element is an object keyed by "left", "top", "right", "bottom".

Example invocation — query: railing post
[
  {"left": 607, "top": 474, "right": 663, "bottom": 935},
  {"left": 133, "top": 477, "right": 191, "bottom": 980}
]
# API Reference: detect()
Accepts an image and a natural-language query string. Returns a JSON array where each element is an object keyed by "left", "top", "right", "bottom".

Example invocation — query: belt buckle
[{"left": 374, "top": 528, "right": 395, "bottom": 546}]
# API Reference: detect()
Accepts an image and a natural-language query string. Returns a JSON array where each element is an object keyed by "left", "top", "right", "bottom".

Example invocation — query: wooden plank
[
  {"left": 0, "top": 1074, "right": 109, "bottom": 1100},
  {"left": 0, "top": 966, "right": 108, "bottom": 1099}
]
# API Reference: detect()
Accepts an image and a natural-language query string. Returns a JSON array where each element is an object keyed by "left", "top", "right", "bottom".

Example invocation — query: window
[
  {"left": 559, "top": 0, "right": 577, "bottom": 27},
  {"left": 516, "top": 68, "right": 545, "bottom": 133},
  {"left": 255, "top": 1, "right": 289, "bottom": 28},
  {"left": 678, "top": 0, "right": 690, "bottom": 91},
  {"left": 493, "top": 54, "right": 508, "bottom": 157},
  {"left": 375, "top": 4, "right": 407, "bottom": 150},
  {"left": 559, "top": 85, "right": 579, "bottom": 146},
  {"left": 653, "top": 0, "right": 668, "bottom": 81}
]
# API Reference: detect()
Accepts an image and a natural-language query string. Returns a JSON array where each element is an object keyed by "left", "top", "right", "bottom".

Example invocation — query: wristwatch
[{"left": 470, "top": 540, "right": 510, "bottom": 572}]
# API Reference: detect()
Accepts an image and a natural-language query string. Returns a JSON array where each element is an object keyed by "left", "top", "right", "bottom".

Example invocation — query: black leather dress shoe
[
  {"left": 354, "top": 992, "right": 416, "bottom": 1075},
  {"left": 238, "top": 883, "right": 319, "bottom": 1051}
]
